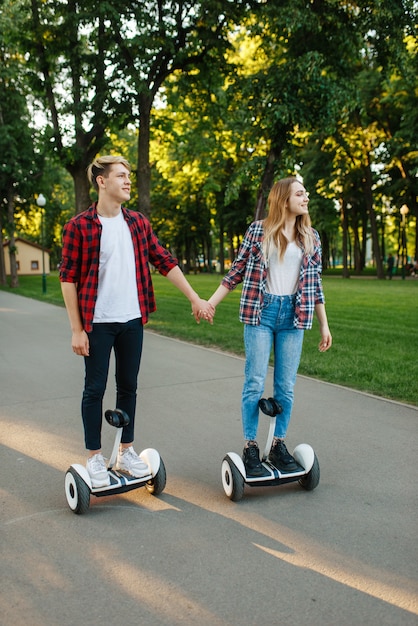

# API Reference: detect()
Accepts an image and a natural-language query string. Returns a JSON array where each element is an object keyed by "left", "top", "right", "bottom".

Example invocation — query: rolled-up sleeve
[{"left": 59, "top": 221, "right": 81, "bottom": 283}]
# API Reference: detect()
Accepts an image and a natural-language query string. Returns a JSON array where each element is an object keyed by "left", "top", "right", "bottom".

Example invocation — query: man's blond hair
[{"left": 87, "top": 155, "right": 131, "bottom": 191}]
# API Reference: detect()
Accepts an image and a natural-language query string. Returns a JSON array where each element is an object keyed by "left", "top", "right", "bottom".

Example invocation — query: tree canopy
[{"left": 1, "top": 0, "right": 417, "bottom": 283}]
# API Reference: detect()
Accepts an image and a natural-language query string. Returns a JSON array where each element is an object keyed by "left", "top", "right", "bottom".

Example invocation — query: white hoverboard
[
  {"left": 64, "top": 409, "right": 166, "bottom": 514},
  {"left": 221, "top": 398, "right": 320, "bottom": 501}
]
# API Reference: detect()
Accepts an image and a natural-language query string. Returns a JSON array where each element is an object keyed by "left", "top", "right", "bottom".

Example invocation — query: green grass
[{"left": 1, "top": 272, "right": 417, "bottom": 406}]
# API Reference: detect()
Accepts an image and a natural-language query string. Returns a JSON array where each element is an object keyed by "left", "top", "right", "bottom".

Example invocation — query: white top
[
  {"left": 93, "top": 211, "right": 141, "bottom": 323},
  {"left": 266, "top": 241, "right": 303, "bottom": 296}
]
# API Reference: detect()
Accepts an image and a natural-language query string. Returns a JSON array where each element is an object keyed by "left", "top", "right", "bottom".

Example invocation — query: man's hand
[
  {"left": 191, "top": 299, "right": 215, "bottom": 324},
  {"left": 72, "top": 330, "right": 90, "bottom": 356}
]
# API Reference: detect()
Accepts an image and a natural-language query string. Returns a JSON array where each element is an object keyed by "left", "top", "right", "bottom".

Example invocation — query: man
[{"left": 60, "top": 155, "right": 214, "bottom": 487}]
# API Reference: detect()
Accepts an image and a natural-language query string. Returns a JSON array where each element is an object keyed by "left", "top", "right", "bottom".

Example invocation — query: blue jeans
[
  {"left": 82, "top": 318, "right": 143, "bottom": 450},
  {"left": 242, "top": 293, "right": 304, "bottom": 441}
]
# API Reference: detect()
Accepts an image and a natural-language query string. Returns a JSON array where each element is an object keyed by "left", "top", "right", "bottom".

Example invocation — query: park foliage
[{"left": 0, "top": 0, "right": 417, "bottom": 285}]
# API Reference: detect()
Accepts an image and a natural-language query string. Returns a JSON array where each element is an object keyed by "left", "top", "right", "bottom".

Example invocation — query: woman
[{"left": 206, "top": 177, "right": 332, "bottom": 476}]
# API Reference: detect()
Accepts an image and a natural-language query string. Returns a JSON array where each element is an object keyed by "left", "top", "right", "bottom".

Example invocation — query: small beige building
[{"left": 3, "top": 238, "right": 51, "bottom": 275}]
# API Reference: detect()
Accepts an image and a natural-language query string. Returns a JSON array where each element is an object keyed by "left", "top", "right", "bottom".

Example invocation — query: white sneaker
[
  {"left": 86, "top": 453, "right": 110, "bottom": 488},
  {"left": 116, "top": 446, "right": 149, "bottom": 478}
]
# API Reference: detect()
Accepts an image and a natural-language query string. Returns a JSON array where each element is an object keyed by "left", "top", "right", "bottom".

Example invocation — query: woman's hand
[
  {"left": 318, "top": 325, "right": 332, "bottom": 352},
  {"left": 191, "top": 299, "right": 215, "bottom": 324}
]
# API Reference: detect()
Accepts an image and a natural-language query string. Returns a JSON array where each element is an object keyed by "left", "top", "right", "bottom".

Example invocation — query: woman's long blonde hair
[{"left": 263, "top": 177, "right": 314, "bottom": 261}]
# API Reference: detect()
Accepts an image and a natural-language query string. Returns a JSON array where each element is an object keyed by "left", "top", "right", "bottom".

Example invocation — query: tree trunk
[
  {"left": 320, "top": 230, "right": 330, "bottom": 270},
  {"left": 137, "top": 93, "right": 152, "bottom": 219},
  {"left": 71, "top": 167, "right": 93, "bottom": 214},
  {"left": 340, "top": 197, "right": 350, "bottom": 278},
  {"left": 6, "top": 187, "right": 19, "bottom": 287},
  {"left": 406, "top": 194, "right": 417, "bottom": 261},
  {"left": 352, "top": 209, "right": 362, "bottom": 274},
  {"left": 0, "top": 207, "right": 6, "bottom": 286},
  {"left": 218, "top": 215, "right": 225, "bottom": 274},
  {"left": 184, "top": 235, "right": 191, "bottom": 274},
  {"left": 254, "top": 145, "right": 280, "bottom": 221},
  {"left": 364, "top": 163, "right": 384, "bottom": 278}
]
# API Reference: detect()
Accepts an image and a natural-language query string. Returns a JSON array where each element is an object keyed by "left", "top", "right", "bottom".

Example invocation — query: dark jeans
[{"left": 82, "top": 318, "right": 144, "bottom": 450}]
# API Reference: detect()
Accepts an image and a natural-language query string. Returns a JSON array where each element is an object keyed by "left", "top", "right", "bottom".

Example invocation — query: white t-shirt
[
  {"left": 266, "top": 241, "right": 303, "bottom": 296},
  {"left": 93, "top": 211, "right": 141, "bottom": 323}
]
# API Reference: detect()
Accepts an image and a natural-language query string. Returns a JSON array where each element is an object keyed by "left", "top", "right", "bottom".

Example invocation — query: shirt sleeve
[
  {"left": 221, "top": 222, "right": 259, "bottom": 291},
  {"left": 312, "top": 230, "right": 325, "bottom": 304},
  {"left": 59, "top": 220, "right": 81, "bottom": 283}
]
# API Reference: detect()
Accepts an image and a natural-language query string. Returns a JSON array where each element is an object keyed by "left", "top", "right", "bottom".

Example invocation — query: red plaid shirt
[
  {"left": 221, "top": 220, "right": 325, "bottom": 328},
  {"left": 59, "top": 203, "right": 178, "bottom": 332}
]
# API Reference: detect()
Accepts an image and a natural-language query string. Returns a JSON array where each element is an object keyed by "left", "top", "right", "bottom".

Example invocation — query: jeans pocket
[{"left": 262, "top": 292, "right": 273, "bottom": 310}]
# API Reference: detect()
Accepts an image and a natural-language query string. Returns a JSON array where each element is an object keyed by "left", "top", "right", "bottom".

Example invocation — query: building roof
[{"left": 3, "top": 237, "right": 50, "bottom": 253}]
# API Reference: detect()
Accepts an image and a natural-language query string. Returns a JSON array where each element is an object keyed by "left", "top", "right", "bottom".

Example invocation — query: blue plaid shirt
[{"left": 221, "top": 220, "right": 325, "bottom": 328}]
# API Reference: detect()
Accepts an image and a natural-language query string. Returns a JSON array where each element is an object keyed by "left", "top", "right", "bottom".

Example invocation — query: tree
[
  {"left": 238, "top": 0, "right": 364, "bottom": 220},
  {"left": 294, "top": 1, "right": 417, "bottom": 277},
  {"left": 0, "top": 0, "right": 38, "bottom": 286},
  {"left": 15, "top": 0, "right": 263, "bottom": 217},
  {"left": 102, "top": 0, "right": 263, "bottom": 218},
  {"left": 25, "top": 0, "right": 117, "bottom": 213},
  {"left": 372, "top": 34, "right": 418, "bottom": 261},
  {"left": 149, "top": 61, "right": 257, "bottom": 272},
  {"left": 3, "top": 0, "right": 415, "bottom": 276}
]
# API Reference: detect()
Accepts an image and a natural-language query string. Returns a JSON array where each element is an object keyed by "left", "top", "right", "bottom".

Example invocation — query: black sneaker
[
  {"left": 242, "top": 442, "right": 267, "bottom": 477},
  {"left": 268, "top": 440, "right": 300, "bottom": 472}
]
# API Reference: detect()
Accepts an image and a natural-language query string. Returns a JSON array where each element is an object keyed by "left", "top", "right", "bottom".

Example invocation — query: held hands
[{"left": 191, "top": 299, "right": 216, "bottom": 324}]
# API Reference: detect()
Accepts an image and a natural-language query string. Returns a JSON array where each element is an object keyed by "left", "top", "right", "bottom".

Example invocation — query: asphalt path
[{"left": 0, "top": 290, "right": 417, "bottom": 626}]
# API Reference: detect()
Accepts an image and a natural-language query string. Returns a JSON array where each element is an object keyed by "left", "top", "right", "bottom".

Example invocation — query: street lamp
[
  {"left": 400, "top": 204, "right": 409, "bottom": 280},
  {"left": 36, "top": 193, "right": 47, "bottom": 294}
]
